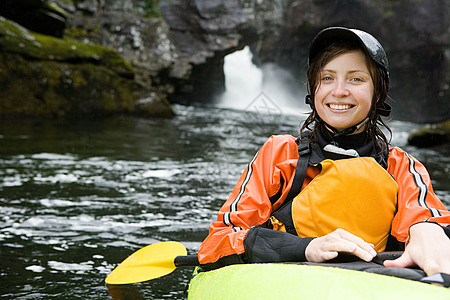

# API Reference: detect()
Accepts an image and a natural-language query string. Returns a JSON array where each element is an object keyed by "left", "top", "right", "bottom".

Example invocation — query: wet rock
[
  {"left": 134, "top": 94, "right": 175, "bottom": 118},
  {"left": 0, "top": 17, "right": 147, "bottom": 117},
  {"left": 62, "top": 0, "right": 178, "bottom": 97},
  {"left": 0, "top": 0, "right": 67, "bottom": 38},
  {"left": 408, "top": 120, "right": 450, "bottom": 147}
]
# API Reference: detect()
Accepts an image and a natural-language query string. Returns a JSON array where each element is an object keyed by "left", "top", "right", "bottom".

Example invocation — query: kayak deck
[{"left": 188, "top": 263, "right": 450, "bottom": 300}]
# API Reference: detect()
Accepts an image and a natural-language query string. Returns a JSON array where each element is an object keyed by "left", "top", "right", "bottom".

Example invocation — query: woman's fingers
[
  {"left": 305, "top": 229, "right": 377, "bottom": 263},
  {"left": 383, "top": 252, "right": 413, "bottom": 269},
  {"left": 333, "top": 229, "right": 377, "bottom": 261},
  {"left": 385, "top": 223, "right": 450, "bottom": 276}
]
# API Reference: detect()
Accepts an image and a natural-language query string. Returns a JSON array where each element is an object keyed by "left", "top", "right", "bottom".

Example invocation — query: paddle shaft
[
  {"left": 172, "top": 251, "right": 402, "bottom": 268},
  {"left": 175, "top": 254, "right": 200, "bottom": 267}
]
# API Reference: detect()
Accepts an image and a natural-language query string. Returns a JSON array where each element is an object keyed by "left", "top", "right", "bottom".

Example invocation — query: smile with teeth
[{"left": 328, "top": 103, "right": 353, "bottom": 110}]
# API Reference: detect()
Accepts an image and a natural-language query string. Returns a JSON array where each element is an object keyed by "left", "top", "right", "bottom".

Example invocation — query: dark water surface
[{"left": 1, "top": 104, "right": 449, "bottom": 299}]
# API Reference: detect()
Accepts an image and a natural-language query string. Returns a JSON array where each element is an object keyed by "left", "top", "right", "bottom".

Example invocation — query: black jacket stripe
[
  {"left": 405, "top": 151, "right": 441, "bottom": 217},
  {"left": 223, "top": 151, "right": 259, "bottom": 230}
]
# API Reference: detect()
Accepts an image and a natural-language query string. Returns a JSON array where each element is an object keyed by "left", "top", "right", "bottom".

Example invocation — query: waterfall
[{"left": 217, "top": 46, "right": 309, "bottom": 116}]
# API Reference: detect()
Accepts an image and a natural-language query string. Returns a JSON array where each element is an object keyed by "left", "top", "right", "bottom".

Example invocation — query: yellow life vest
[{"left": 273, "top": 157, "right": 398, "bottom": 252}]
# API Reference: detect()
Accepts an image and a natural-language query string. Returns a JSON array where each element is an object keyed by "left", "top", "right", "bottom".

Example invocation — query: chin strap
[{"left": 325, "top": 117, "right": 369, "bottom": 139}]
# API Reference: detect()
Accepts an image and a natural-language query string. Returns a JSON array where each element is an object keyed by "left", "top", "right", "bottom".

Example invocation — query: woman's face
[{"left": 314, "top": 50, "right": 374, "bottom": 133}]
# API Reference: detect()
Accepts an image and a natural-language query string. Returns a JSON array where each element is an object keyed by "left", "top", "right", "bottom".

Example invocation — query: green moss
[
  {"left": 0, "top": 53, "right": 69, "bottom": 116},
  {"left": 100, "top": 90, "right": 118, "bottom": 112},
  {"left": 64, "top": 27, "right": 90, "bottom": 40},
  {"left": 408, "top": 120, "right": 450, "bottom": 147},
  {"left": 413, "top": 120, "right": 450, "bottom": 135},
  {"left": 0, "top": 17, "right": 134, "bottom": 78},
  {"left": 381, "top": 10, "right": 395, "bottom": 19},
  {"left": 144, "top": 0, "right": 161, "bottom": 18},
  {"left": 42, "top": 1, "right": 68, "bottom": 18},
  {"left": 0, "top": 49, "right": 139, "bottom": 117}
]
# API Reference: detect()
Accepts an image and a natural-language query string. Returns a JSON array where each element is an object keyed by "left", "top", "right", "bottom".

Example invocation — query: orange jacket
[{"left": 198, "top": 135, "right": 450, "bottom": 265}]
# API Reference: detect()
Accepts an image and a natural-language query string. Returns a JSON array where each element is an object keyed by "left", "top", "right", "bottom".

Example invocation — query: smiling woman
[
  {"left": 197, "top": 27, "right": 450, "bottom": 281},
  {"left": 314, "top": 50, "right": 374, "bottom": 132}
]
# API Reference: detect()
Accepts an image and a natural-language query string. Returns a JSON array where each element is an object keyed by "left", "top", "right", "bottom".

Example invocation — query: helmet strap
[
  {"left": 323, "top": 117, "right": 369, "bottom": 139},
  {"left": 305, "top": 94, "right": 314, "bottom": 110},
  {"left": 376, "top": 102, "right": 391, "bottom": 117}
]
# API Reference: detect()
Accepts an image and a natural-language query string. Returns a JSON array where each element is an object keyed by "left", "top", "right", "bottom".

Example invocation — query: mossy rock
[
  {"left": 134, "top": 93, "right": 175, "bottom": 118},
  {"left": 408, "top": 120, "right": 450, "bottom": 147},
  {"left": 0, "top": 0, "right": 67, "bottom": 38},
  {"left": 0, "top": 17, "right": 173, "bottom": 118},
  {"left": 0, "top": 16, "right": 134, "bottom": 78},
  {"left": 0, "top": 51, "right": 138, "bottom": 117}
]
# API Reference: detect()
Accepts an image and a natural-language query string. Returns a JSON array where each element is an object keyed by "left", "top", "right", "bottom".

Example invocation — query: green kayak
[{"left": 188, "top": 263, "right": 450, "bottom": 300}]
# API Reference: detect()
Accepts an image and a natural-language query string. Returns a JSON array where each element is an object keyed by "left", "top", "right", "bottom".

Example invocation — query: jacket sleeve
[
  {"left": 387, "top": 147, "right": 450, "bottom": 242},
  {"left": 198, "top": 135, "right": 313, "bottom": 267}
]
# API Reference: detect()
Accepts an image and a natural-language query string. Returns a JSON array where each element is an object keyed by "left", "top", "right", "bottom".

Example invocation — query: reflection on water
[{"left": 0, "top": 105, "right": 448, "bottom": 299}]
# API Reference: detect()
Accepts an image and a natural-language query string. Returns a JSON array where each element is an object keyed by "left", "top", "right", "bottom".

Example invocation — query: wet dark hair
[{"left": 301, "top": 40, "right": 392, "bottom": 153}]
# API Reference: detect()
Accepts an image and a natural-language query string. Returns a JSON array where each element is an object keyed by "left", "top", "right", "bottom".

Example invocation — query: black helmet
[
  {"left": 308, "top": 27, "right": 389, "bottom": 74},
  {"left": 306, "top": 27, "right": 391, "bottom": 117}
]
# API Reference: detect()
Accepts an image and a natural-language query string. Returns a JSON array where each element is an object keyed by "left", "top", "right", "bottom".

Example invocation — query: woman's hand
[
  {"left": 383, "top": 222, "right": 450, "bottom": 276},
  {"left": 305, "top": 228, "right": 377, "bottom": 263}
]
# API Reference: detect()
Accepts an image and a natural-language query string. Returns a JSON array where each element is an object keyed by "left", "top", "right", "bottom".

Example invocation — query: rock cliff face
[
  {"left": 158, "top": 0, "right": 288, "bottom": 104},
  {"left": 1, "top": 0, "right": 448, "bottom": 122}
]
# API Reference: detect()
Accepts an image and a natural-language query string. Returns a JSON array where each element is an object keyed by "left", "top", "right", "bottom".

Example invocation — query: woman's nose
[{"left": 331, "top": 80, "right": 350, "bottom": 97}]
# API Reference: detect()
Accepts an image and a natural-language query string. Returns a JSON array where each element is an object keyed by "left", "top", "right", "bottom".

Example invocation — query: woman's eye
[
  {"left": 321, "top": 76, "right": 333, "bottom": 81},
  {"left": 351, "top": 77, "right": 363, "bottom": 82}
]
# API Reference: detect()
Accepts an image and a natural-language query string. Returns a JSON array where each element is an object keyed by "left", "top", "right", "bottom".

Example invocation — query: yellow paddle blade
[{"left": 105, "top": 241, "right": 187, "bottom": 285}]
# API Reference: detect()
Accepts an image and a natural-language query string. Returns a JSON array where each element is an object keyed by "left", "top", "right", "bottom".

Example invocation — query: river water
[
  {"left": 0, "top": 103, "right": 449, "bottom": 299},
  {"left": 1, "top": 47, "right": 449, "bottom": 299}
]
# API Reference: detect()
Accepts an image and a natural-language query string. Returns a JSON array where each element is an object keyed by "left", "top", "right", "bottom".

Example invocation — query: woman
[{"left": 198, "top": 27, "right": 450, "bottom": 276}]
